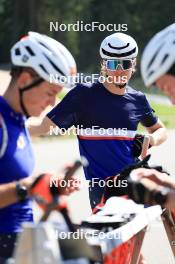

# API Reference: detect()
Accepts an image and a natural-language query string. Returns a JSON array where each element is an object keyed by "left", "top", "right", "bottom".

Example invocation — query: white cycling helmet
[
  {"left": 141, "top": 24, "right": 175, "bottom": 87},
  {"left": 100, "top": 32, "right": 138, "bottom": 60},
  {"left": 11, "top": 31, "right": 77, "bottom": 88}
]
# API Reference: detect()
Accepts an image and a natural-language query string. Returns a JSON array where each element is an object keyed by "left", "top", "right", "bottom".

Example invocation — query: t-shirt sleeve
[
  {"left": 0, "top": 127, "right": 2, "bottom": 156},
  {"left": 140, "top": 94, "right": 158, "bottom": 127},
  {"left": 47, "top": 86, "right": 81, "bottom": 129},
  {"left": 0, "top": 114, "right": 4, "bottom": 159}
]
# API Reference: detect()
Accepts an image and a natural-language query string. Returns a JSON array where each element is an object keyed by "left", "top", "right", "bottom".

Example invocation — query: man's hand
[
  {"left": 130, "top": 168, "right": 175, "bottom": 189},
  {"left": 58, "top": 176, "right": 81, "bottom": 195},
  {"left": 28, "top": 116, "right": 55, "bottom": 137},
  {"left": 127, "top": 168, "right": 175, "bottom": 207},
  {"left": 127, "top": 176, "right": 169, "bottom": 206},
  {"left": 29, "top": 172, "right": 80, "bottom": 210},
  {"left": 133, "top": 134, "right": 152, "bottom": 158}
]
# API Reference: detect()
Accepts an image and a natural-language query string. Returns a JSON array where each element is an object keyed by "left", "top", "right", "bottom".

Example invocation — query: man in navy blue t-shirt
[{"left": 30, "top": 33, "right": 167, "bottom": 211}]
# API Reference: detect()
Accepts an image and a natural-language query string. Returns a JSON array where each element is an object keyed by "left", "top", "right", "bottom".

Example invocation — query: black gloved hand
[
  {"left": 127, "top": 178, "right": 169, "bottom": 206},
  {"left": 103, "top": 155, "right": 151, "bottom": 201},
  {"left": 103, "top": 155, "right": 169, "bottom": 202}
]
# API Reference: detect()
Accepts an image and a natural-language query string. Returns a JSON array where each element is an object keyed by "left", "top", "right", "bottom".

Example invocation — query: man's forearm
[
  {"left": 28, "top": 117, "right": 56, "bottom": 137},
  {"left": 28, "top": 124, "right": 47, "bottom": 137},
  {"left": 0, "top": 182, "right": 19, "bottom": 208},
  {"left": 165, "top": 190, "right": 175, "bottom": 210},
  {"left": 149, "top": 127, "right": 167, "bottom": 146},
  {"left": 0, "top": 178, "right": 32, "bottom": 208},
  {"left": 161, "top": 175, "right": 175, "bottom": 189}
]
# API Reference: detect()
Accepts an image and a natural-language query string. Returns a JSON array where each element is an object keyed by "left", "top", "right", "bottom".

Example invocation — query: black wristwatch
[{"left": 16, "top": 182, "right": 28, "bottom": 201}]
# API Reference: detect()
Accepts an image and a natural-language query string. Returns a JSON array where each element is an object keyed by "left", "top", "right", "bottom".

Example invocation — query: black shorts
[{"left": 0, "top": 233, "right": 17, "bottom": 261}]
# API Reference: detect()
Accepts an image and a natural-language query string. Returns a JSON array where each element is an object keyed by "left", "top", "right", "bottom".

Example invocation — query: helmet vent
[
  {"left": 43, "top": 53, "right": 66, "bottom": 76},
  {"left": 25, "top": 46, "right": 35, "bottom": 56},
  {"left": 22, "top": 54, "right": 29, "bottom": 63},
  {"left": 147, "top": 70, "right": 154, "bottom": 78},
  {"left": 39, "top": 64, "right": 49, "bottom": 74},
  {"left": 108, "top": 43, "right": 129, "bottom": 50},
  {"left": 146, "top": 43, "right": 164, "bottom": 70},
  {"left": 15, "top": 48, "right": 21, "bottom": 55},
  {"left": 161, "top": 54, "right": 169, "bottom": 65},
  {"left": 38, "top": 41, "right": 50, "bottom": 51},
  {"left": 102, "top": 47, "right": 136, "bottom": 58}
]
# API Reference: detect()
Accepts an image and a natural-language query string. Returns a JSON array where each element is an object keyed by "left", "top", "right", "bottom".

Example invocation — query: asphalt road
[{"left": 32, "top": 131, "right": 175, "bottom": 264}]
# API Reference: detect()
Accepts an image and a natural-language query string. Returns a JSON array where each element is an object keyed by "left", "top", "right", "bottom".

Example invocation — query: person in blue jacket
[{"left": 0, "top": 31, "right": 77, "bottom": 261}]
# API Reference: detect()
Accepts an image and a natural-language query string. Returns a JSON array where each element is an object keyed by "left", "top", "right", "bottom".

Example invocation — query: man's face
[
  {"left": 23, "top": 81, "right": 62, "bottom": 116},
  {"left": 103, "top": 59, "right": 135, "bottom": 85},
  {"left": 106, "top": 68, "right": 133, "bottom": 85},
  {"left": 17, "top": 71, "right": 63, "bottom": 116},
  {"left": 155, "top": 74, "right": 175, "bottom": 104}
]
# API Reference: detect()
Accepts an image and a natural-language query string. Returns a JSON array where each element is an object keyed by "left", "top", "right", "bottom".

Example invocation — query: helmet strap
[
  {"left": 19, "top": 78, "right": 44, "bottom": 118},
  {"left": 167, "top": 63, "right": 175, "bottom": 76}
]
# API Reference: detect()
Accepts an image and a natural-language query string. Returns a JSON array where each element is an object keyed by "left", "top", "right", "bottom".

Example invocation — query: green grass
[
  {"left": 151, "top": 103, "right": 175, "bottom": 116},
  {"left": 58, "top": 91, "right": 67, "bottom": 100},
  {"left": 151, "top": 103, "right": 175, "bottom": 129}
]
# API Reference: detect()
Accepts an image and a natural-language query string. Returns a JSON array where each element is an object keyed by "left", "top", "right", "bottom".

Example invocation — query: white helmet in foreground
[
  {"left": 100, "top": 32, "right": 138, "bottom": 60},
  {"left": 141, "top": 24, "right": 175, "bottom": 87},
  {"left": 11, "top": 31, "right": 77, "bottom": 88}
]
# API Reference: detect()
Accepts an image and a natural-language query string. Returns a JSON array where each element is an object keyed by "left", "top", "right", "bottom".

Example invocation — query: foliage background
[{"left": 0, "top": 0, "right": 174, "bottom": 72}]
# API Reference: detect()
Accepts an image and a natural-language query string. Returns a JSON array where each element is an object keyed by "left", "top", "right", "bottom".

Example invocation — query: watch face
[{"left": 16, "top": 183, "right": 28, "bottom": 201}]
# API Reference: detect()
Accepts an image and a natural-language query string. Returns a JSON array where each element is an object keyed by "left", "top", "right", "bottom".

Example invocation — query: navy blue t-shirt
[
  {"left": 0, "top": 96, "right": 35, "bottom": 233},
  {"left": 47, "top": 82, "right": 157, "bottom": 180}
]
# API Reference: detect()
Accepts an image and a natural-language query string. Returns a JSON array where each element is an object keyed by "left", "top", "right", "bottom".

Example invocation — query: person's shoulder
[
  {"left": 0, "top": 126, "right": 2, "bottom": 136},
  {"left": 60, "top": 82, "right": 96, "bottom": 104},
  {"left": 0, "top": 112, "right": 3, "bottom": 149},
  {"left": 74, "top": 82, "right": 99, "bottom": 90},
  {"left": 126, "top": 85, "right": 146, "bottom": 99},
  {"left": 69, "top": 82, "right": 99, "bottom": 95},
  {"left": 0, "top": 111, "right": 8, "bottom": 159}
]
